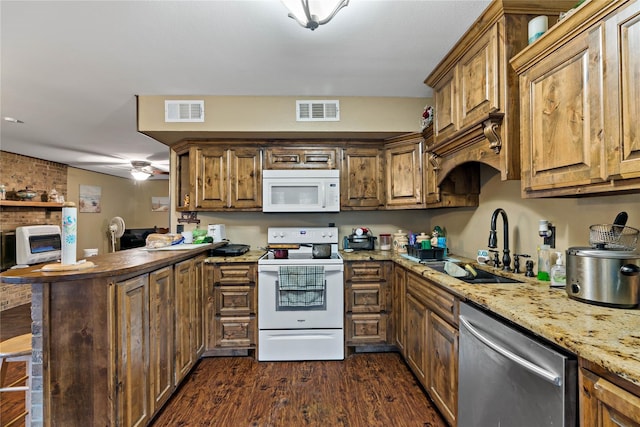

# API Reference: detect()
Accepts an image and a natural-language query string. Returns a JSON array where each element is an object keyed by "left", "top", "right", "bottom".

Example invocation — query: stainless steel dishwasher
[{"left": 458, "top": 302, "right": 577, "bottom": 426}]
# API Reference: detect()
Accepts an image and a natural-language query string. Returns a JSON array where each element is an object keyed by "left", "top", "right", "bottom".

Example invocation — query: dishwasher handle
[{"left": 459, "top": 315, "right": 562, "bottom": 387}]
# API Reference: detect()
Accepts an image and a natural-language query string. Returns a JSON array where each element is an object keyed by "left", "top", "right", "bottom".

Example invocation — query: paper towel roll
[
  {"left": 62, "top": 203, "right": 77, "bottom": 265},
  {"left": 528, "top": 15, "right": 548, "bottom": 44}
]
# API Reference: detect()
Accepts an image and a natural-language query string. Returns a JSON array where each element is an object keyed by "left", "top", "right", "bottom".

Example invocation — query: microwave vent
[
  {"left": 296, "top": 100, "right": 340, "bottom": 122},
  {"left": 165, "top": 100, "right": 205, "bottom": 122}
]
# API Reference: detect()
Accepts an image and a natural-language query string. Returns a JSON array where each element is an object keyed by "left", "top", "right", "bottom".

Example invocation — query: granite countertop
[
  {"left": 205, "top": 250, "right": 266, "bottom": 264},
  {"left": 341, "top": 249, "right": 640, "bottom": 389}
]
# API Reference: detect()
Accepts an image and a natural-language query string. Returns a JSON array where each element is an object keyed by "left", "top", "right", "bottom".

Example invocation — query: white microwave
[
  {"left": 15, "top": 225, "right": 62, "bottom": 265},
  {"left": 262, "top": 169, "right": 340, "bottom": 213}
]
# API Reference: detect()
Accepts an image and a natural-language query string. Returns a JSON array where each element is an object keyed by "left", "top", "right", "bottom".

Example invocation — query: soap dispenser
[{"left": 550, "top": 252, "right": 566, "bottom": 288}]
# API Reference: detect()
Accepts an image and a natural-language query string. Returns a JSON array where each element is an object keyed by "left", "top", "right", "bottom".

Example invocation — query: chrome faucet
[{"left": 488, "top": 208, "right": 511, "bottom": 271}]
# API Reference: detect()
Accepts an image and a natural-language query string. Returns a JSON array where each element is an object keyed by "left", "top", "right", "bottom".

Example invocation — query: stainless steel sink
[{"left": 423, "top": 262, "right": 523, "bottom": 284}]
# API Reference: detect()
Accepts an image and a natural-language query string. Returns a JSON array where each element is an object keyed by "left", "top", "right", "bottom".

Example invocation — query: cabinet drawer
[
  {"left": 407, "top": 272, "right": 458, "bottom": 326},
  {"left": 345, "top": 313, "right": 388, "bottom": 345},
  {"left": 213, "top": 264, "right": 256, "bottom": 285},
  {"left": 346, "top": 283, "right": 386, "bottom": 313},
  {"left": 214, "top": 316, "right": 255, "bottom": 348},
  {"left": 214, "top": 285, "right": 255, "bottom": 316},
  {"left": 345, "top": 261, "right": 388, "bottom": 282},
  {"left": 265, "top": 147, "right": 337, "bottom": 169}
]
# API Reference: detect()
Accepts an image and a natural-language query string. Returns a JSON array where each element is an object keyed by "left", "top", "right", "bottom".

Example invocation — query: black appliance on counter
[
  {"left": 209, "top": 243, "right": 250, "bottom": 257},
  {"left": 120, "top": 228, "right": 157, "bottom": 250},
  {"left": 346, "top": 228, "right": 376, "bottom": 250}
]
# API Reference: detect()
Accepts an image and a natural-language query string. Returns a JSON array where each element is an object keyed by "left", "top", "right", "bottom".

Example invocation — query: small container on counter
[
  {"left": 379, "top": 234, "right": 392, "bottom": 250},
  {"left": 393, "top": 230, "right": 408, "bottom": 254}
]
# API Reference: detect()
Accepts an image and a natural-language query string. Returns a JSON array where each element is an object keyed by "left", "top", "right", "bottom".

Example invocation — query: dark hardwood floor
[
  {"left": 0, "top": 306, "right": 446, "bottom": 427},
  {"left": 152, "top": 353, "right": 446, "bottom": 427}
]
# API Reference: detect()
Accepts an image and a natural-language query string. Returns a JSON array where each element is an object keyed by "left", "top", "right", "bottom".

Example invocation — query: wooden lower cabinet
[
  {"left": 392, "top": 265, "right": 406, "bottom": 355},
  {"left": 116, "top": 274, "right": 151, "bottom": 427},
  {"left": 344, "top": 261, "right": 392, "bottom": 350},
  {"left": 580, "top": 367, "right": 640, "bottom": 426},
  {"left": 148, "top": 266, "right": 175, "bottom": 413},
  {"left": 174, "top": 259, "right": 195, "bottom": 384},
  {"left": 206, "top": 263, "right": 257, "bottom": 354},
  {"left": 405, "top": 270, "right": 459, "bottom": 427}
]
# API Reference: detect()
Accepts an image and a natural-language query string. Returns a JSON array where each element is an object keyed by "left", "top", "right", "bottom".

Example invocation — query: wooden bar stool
[{"left": 0, "top": 333, "right": 32, "bottom": 426}]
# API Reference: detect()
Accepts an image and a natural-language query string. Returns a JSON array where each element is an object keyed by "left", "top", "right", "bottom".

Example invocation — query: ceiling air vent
[
  {"left": 296, "top": 100, "right": 340, "bottom": 122},
  {"left": 164, "top": 100, "right": 205, "bottom": 122}
]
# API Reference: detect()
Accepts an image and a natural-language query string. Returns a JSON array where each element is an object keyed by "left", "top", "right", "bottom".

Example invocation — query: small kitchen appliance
[
  {"left": 262, "top": 169, "right": 340, "bottom": 213},
  {"left": 566, "top": 215, "right": 640, "bottom": 308},
  {"left": 207, "top": 224, "right": 226, "bottom": 243},
  {"left": 346, "top": 227, "right": 376, "bottom": 250},
  {"left": 258, "top": 226, "right": 343, "bottom": 361}
]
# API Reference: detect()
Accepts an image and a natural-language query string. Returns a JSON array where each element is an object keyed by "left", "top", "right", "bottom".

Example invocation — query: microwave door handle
[{"left": 320, "top": 184, "right": 326, "bottom": 209}]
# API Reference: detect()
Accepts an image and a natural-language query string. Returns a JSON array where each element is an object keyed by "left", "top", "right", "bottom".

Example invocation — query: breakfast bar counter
[{"left": 0, "top": 244, "right": 215, "bottom": 427}]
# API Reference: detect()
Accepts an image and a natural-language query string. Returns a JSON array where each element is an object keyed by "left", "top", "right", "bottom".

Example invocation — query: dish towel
[{"left": 278, "top": 266, "right": 325, "bottom": 308}]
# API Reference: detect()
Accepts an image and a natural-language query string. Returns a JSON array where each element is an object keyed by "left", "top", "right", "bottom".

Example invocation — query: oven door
[{"left": 258, "top": 263, "right": 343, "bottom": 329}]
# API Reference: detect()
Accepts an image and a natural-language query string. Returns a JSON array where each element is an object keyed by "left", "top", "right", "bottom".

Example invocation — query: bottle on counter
[
  {"left": 550, "top": 252, "right": 566, "bottom": 288},
  {"left": 0, "top": 184, "right": 5, "bottom": 200},
  {"left": 537, "top": 244, "right": 551, "bottom": 281}
]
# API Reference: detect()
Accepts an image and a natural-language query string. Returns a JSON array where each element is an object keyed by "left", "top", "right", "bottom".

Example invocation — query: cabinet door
[
  {"left": 392, "top": 266, "right": 406, "bottom": 355},
  {"left": 116, "top": 275, "right": 150, "bottom": 427},
  {"left": 148, "top": 267, "right": 174, "bottom": 414},
  {"left": 229, "top": 148, "right": 262, "bottom": 209},
  {"left": 580, "top": 368, "right": 640, "bottom": 426},
  {"left": 385, "top": 139, "right": 423, "bottom": 209},
  {"left": 345, "top": 313, "right": 388, "bottom": 345},
  {"left": 433, "top": 68, "right": 458, "bottom": 143},
  {"left": 174, "top": 259, "right": 194, "bottom": 384},
  {"left": 193, "top": 147, "right": 228, "bottom": 209},
  {"left": 405, "top": 292, "right": 428, "bottom": 387},
  {"left": 458, "top": 25, "right": 499, "bottom": 130},
  {"left": 428, "top": 312, "right": 458, "bottom": 427},
  {"left": 341, "top": 148, "right": 385, "bottom": 209},
  {"left": 193, "top": 255, "right": 206, "bottom": 357},
  {"left": 605, "top": 1, "right": 640, "bottom": 180},
  {"left": 520, "top": 28, "right": 606, "bottom": 194}
]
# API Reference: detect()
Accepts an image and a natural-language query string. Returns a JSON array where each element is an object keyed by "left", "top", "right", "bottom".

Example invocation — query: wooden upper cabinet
[
  {"left": 341, "top": 147, "right": 385, "bottom": 209},
  {"left": 425, "top": 1, "right": 573, "bottom": 182},
  {"left": 512, "top": 0, "right": 640, "bottom": 197},
  {"left": 174, "top": 143, "right": 262, "bottom": 211},
  {"left": 264, "top": 147, "right": 337, "bottom": 169},
  {"left": 229, "top": 148, "right": 262, "bottom": 209},
  {"left": 384, "top": 135, "right": 423, "bottom": 209},
  {"left": 605, "top": 0, "right": 640, "bottom": 181}
]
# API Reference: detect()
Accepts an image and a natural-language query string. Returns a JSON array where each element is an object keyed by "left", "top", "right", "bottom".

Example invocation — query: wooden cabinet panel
[
  {"left": 434, "top": 69, "right": 458, "bottom": 141},
  {"left": 405, "top": 292, "right": 428, "bottom": 387},
  {"left": 345, "top": 313, "right": 388, "bottom": 345},
  {"left": 193, "top": 147, "right": 227, "bottom": 209},
  {"left": 265, "top": 147, "right": 338, "bottom": 169},
  {"left": 458, "top": 25, "right": 498, "bottom": 129},
  {"left": 208, "top": 263, "right": 257, "bottom": 353},
  {"left": 580, "top": 367, "right": 640, "bottom": 426},
  {"left": 174, "top": 259, "right": 194, "bottom": 384},
  {"left": 347, "top": 283, "right": 385, "bottom": 313},
  {"left": 385, "top": 137, "right": 423, "bottom": 209},
  {"left": 148, "top": 267, "right": 174, "bottom": 413},
  {"left": 341, "top": 147, "right": 385, "bottom": 209},
  {"left": 392, "top": 265, "right": 406, "bottom": 355},
  {"left": 215, "top": 285, "right": 254, "bottom": 316},
  {"left": 605, "top": 0, "right": 640, "bottom": 179},
  {"left": 229, "top": 148, "right": 262, "bottom": 209},
  {"left": 345, "top": 261, "right": 388, "bottom": 282},
  {"left": 116, "top": 275, "right": 150, "bottom": 427},
  {"left": 520, "top": 29, "right": 605, "bottom": 193},
  {"left": 193, "top": 255, "right": 206, "bottom": 357},
  {"left": 429, "top": 312, "right": 458, "bottom": 426},
  {"left": 214, "top": 316, "right": 255, "bottom": 348}
]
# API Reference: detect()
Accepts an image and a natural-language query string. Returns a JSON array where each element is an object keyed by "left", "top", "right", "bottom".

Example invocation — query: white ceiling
[{"left": 1, "top": 0, "right": 490, "bottom": 180}]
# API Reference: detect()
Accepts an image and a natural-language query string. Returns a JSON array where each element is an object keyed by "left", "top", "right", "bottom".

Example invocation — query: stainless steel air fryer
[{"left": 566, "top": 218, "right": 640, "bottom": 308}]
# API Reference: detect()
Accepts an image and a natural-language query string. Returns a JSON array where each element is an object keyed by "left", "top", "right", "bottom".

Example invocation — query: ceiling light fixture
[
  {"left": 131, "top": 168, "right": 152, "bottom": 181},
  {"left": 282, "top": 0, "right": 349, "bottom": 31}
]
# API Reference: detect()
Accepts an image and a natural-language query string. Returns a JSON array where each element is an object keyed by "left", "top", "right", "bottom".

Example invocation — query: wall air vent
[
  {"left": 296, "top": 100, "right": 340, "bottom": 122},
  {"left": 164, "top": 100, "right": 205, "bottom": 122}
]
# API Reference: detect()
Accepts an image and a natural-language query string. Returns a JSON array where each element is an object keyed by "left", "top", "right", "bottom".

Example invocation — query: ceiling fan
[{"left": 130, "top": 160, "right": 169, "bottom": 180}]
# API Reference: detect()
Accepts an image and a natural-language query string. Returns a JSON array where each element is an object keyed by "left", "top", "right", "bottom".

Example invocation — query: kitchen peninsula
[{"left": 0, "top": 244, "right": 217, "bottom": 426}]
